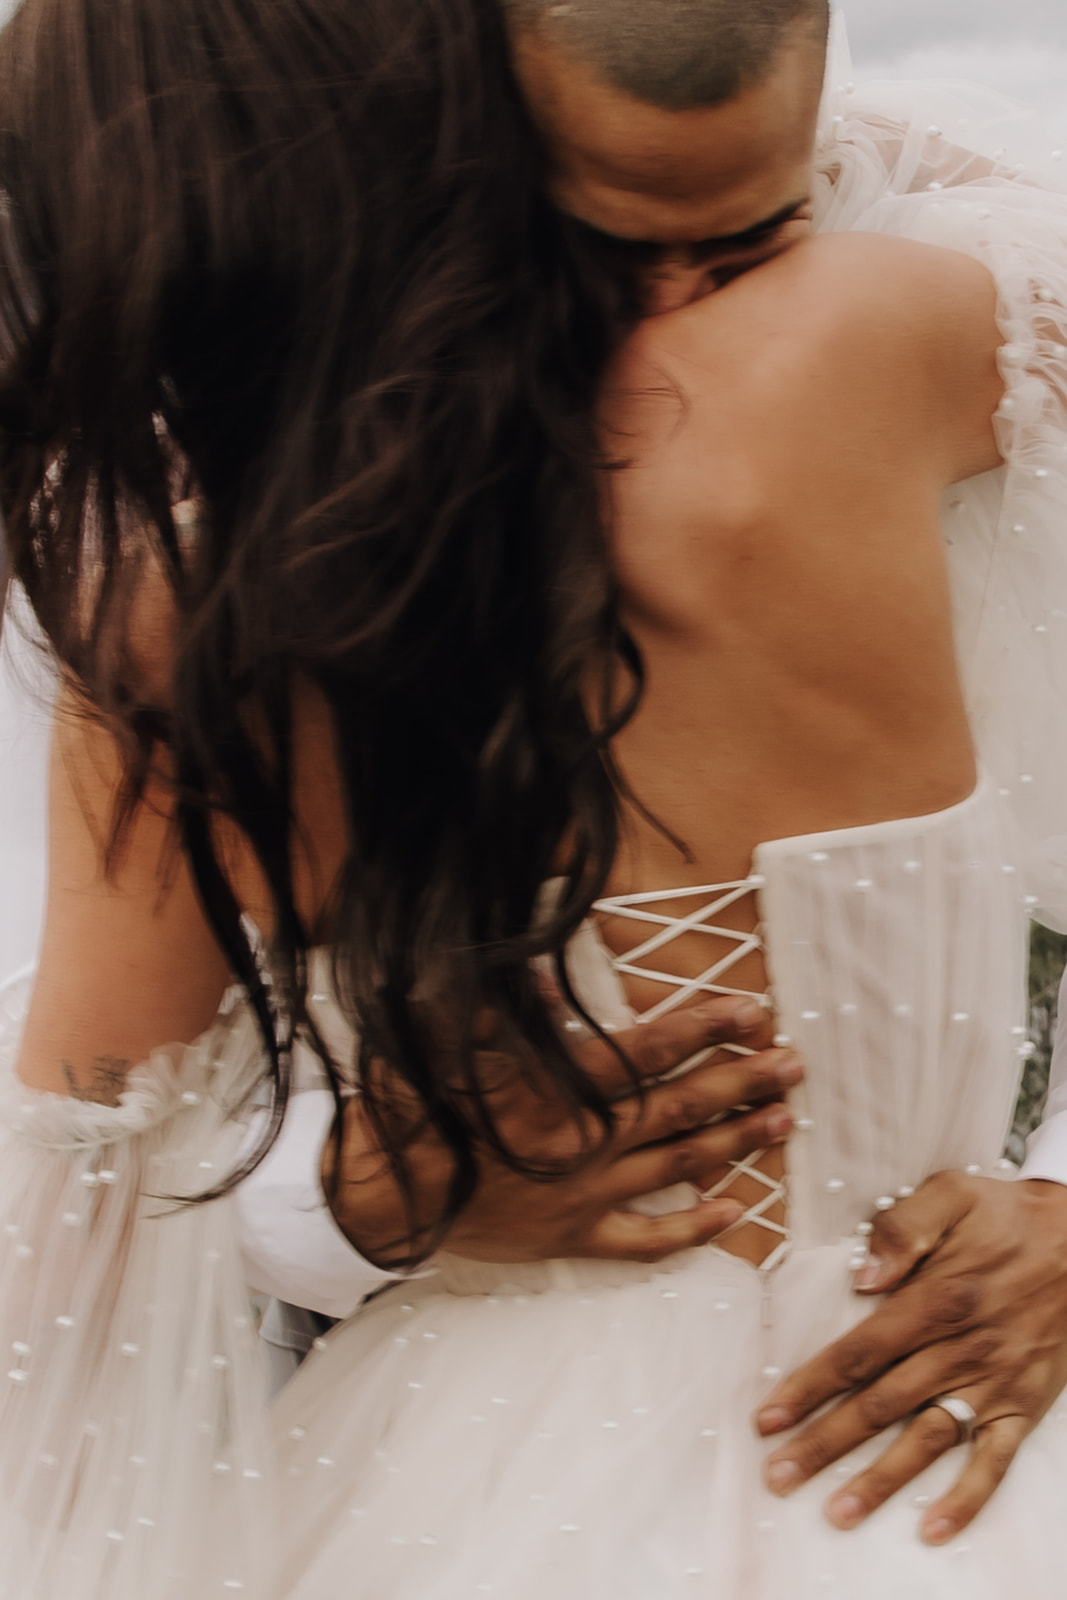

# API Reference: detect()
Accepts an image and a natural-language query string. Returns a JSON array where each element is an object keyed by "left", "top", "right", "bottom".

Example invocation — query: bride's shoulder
[
  {"left": 645, "top": 232, "right": 996, "bottom": 371},
  {"left": 619, "top": 232, "right": 1002, "bottom": 483}
]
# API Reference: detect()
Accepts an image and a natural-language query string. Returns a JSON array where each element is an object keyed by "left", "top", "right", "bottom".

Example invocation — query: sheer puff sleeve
[
  {"left": 817, "top": 56, "right": 1067, "bottom": 932},
  {"left": 0, "top": 973, "right": 279, "bottom": 1600}
]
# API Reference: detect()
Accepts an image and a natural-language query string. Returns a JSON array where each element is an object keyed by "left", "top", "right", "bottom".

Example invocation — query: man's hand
[
  {"left": 324, "top": 997, "right": 800, "bottom": 1269},
  {"left": 757, "top": 1171, "right": 1067, "bottom": 1543}
]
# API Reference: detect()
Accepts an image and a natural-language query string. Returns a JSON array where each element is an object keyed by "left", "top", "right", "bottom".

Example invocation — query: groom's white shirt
[{"left": 236, "top": 1087, "right": 400, "bottom": 1318}]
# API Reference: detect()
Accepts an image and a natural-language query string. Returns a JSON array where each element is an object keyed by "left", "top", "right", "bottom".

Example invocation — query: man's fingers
[
  {"left": 582, "top": 1199, "right": 746, "bottom": 1264},
  {"left": 815, "top": 1400, "right": 973, "bottom": 1530},
  {"left": 612, "top": 1048, "right": 802, "bottom": 1153},
  {"left": 757, "top": 1279, "right": 986, "bottom": 1434},
  {"left": 816, "top": 1406, "right": 1026, "bottom": 1543},
  {"left": 918, "top": 1415, "right": 1027, "bottom": 1544},
  {"left": 763, "top": 1340, "right": 993, "bottom": 1496},
  {"left": 855, "top": 1172, "right": 974, "bottom": 1294},
  {"left": 608, "top": 1104, "right": 793, "bottom": 1203},
  {"left": 575, "top": 998, "right": 774, "bottom": 1094}
]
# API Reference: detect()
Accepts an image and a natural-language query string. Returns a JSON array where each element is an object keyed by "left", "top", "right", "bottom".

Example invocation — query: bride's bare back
[{"left": 606, "top": 231, "right": 999, "bottom": 889}]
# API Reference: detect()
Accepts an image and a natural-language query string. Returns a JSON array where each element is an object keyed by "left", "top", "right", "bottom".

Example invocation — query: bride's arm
[
  {"left": 16, "top": 686, "right": 231, "bottom": 1099},
  {"left": 0, "top": 691, "right": 276, "bottom": 1596}
]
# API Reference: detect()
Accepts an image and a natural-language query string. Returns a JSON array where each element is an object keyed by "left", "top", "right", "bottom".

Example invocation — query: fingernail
[
  {"left": 757, "top": 1406, "right": 794, "bottom": 1435},
  {"left": 766, "top": 1460, "right": 803, "bottom": 1495},
  {"left": 774, "top": 1054, "right": 804, "bottom": 1087},
  {"left": 854, "top": 1257, "right": 887, "bottom": 1290},
  {"left": 733, "top": 999, "right": 764, "bottom": 1030},
  {"left": 827, "top": 1494, "right": 865, "bottom": 1530},
  {"left": 923, "top": 1518, "right": 956, "bottom": 1546},
  {"left": 767, "top": 1109, "right": 794, "bottom": 1140}
]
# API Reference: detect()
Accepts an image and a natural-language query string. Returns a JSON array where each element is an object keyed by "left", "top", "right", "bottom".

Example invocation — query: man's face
[{"left": 512, "top": 22, "right": 826, "bottom": 315}]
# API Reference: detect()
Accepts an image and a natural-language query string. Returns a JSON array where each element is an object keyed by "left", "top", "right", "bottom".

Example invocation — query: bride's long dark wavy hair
[{"left": 0, "top": 0, "right": 646, "bottom": 1261}]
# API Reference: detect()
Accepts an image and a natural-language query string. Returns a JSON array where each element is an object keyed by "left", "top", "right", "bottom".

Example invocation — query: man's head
[{"left": 503, "top": 0, "right": 830, "bottom": 312}]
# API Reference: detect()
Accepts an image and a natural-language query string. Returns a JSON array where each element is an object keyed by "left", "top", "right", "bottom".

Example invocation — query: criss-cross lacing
[{"left": 594, "top": 877, "right": 790, "bottom": 1275}]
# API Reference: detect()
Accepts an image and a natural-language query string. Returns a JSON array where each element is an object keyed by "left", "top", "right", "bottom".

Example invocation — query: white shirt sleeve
[
  {"left": 233, "top": 1088, "right": 399, "bottom": 1318},
  {"left": 1020, "top": 966, "right": 1067, "bottom": 1186}
]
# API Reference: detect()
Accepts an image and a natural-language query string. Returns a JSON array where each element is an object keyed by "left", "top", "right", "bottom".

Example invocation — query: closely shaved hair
[{"left": 501, "top": 0, "right": 830, "bottom": 111}]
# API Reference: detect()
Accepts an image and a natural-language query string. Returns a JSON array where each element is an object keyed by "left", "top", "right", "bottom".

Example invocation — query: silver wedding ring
[{"left": 924, "top": 1395, "right": 979, "bottom": 1445}]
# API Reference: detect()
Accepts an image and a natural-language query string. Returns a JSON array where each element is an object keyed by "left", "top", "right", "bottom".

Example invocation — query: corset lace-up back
[{"left": 593, "top": 878, "right": 791, "bottom": 1275}]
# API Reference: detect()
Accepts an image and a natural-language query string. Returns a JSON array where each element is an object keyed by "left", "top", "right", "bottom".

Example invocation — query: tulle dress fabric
[
  {"left": 7, "top": 28, "right": 1067, "bottom": 1598},
  {"left": 0, "top": 983, "right": 278, "bottom": 1597}
]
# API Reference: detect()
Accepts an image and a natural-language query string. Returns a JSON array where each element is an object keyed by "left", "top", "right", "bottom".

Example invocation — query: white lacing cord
[
  {"left": 594, "top": 876, "right": 789, "bottom": 1270},
  {"left": 594, "top": 882, "right": 765, "bottom": 1024},
  {"left": 699, "top": 1158, "right": 790, "bottom": 1265}
]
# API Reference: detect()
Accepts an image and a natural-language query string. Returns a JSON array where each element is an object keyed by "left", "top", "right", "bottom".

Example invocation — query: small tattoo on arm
[{"left": 61, "top": 1056, "right": 131, "bottom": 1105}]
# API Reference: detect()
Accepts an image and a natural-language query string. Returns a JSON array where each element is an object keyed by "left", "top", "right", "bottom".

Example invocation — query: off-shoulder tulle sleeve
[
  {"left": 816, "top": 39, "right": 1067, "bottom": 931},
  {"left": 0, "top": 973, "right": 279, "bottom": 1600}
]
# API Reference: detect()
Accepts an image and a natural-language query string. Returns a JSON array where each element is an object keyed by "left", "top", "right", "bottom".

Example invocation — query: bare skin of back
[{"left": 17, "top": 230, "right": 1003, "bottom": 1269}]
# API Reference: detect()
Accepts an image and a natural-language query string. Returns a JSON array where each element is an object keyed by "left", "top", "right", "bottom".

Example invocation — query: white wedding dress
[
  {"left": 6, "top": 29, "right": 1067, "bottom": 1599},
  {"left": 269, "top": 780, "right": 1049, "bottom": 1600}
]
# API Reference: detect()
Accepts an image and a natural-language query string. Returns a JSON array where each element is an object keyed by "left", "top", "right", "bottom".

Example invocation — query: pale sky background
[
  {"left": 839, "top": 0, "right": 1067, "bottom": 143},
  {"left": 0, "top": 0, "right": 1060, "bottom": 133}
]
